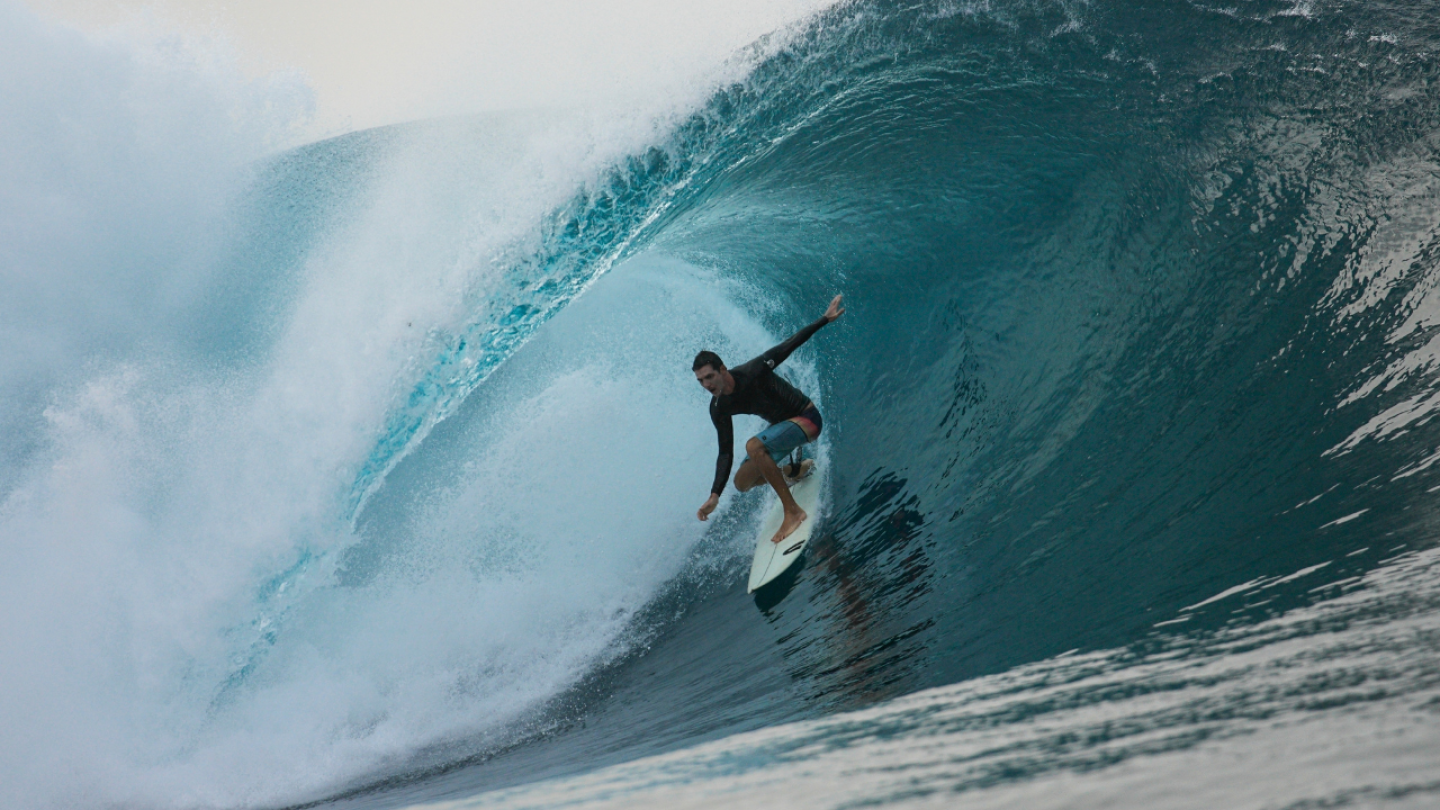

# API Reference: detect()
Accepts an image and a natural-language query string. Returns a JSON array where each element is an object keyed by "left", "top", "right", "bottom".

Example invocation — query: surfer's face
[{"left": 695, "top": 365, "right": 726, "bottom": 395}]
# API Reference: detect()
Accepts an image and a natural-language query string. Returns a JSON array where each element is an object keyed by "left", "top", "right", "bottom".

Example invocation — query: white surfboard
[{"left": 747, "top": 471, "right": 822, "bottom": 593}]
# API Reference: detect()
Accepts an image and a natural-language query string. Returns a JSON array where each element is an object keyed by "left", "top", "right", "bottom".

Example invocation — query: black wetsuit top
[{"left": 708, "top": 316, "right": 831, "bottom": 495}]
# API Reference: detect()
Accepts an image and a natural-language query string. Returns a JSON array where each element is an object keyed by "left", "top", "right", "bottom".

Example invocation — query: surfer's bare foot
[
  {"left": 771, "top": 507, "right": 807, "bottom": 543},
  {"left": 783, "top": 459, "right": 814, "bottom": 483}
]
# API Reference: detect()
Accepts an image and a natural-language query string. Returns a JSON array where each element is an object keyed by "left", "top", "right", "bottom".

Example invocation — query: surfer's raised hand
[
  {"left": 697, "top": 493, "right": 719, "bottom": 521},
  {"left": 824, "top": 294, "right": 845, "bottom": 323}
]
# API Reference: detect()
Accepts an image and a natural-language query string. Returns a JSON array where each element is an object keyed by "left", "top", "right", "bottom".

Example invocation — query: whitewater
[{"left": 4, "top": 0, "right": 1440, "bottom": 808}]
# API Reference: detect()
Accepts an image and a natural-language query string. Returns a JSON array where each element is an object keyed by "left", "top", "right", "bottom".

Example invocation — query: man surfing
[{"left": 695, "top": 294, "right": 844, "bottom": 543}]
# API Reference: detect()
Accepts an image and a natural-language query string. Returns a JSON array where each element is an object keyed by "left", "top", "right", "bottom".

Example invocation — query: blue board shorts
[{"left": 747, "top": 404, "right": 823, "bottom": 465}]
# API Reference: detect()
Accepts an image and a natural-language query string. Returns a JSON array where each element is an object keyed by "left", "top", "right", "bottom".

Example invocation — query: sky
[{"left": 22, "top": 0, "right": 835, "bottom": 137}]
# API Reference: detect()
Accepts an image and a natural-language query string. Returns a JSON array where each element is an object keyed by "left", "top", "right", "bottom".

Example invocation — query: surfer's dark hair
[{"left": 693, "top": 350, "right": 724, "bottom": 372}]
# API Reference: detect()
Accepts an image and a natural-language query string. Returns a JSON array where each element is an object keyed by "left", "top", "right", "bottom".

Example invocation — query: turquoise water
[{"left": 4, "top": 1, "right": 1440, "bottom": 808}]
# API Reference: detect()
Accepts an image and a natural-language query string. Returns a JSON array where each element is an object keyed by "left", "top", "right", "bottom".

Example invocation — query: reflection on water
[{"left": 437, "top": 545, "right": 1440, "bottom": 810}]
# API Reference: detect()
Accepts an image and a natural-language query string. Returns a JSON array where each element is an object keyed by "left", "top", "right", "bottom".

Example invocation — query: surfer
[{"left": 694, "top": 294, "right": 845, "bottom": 543}]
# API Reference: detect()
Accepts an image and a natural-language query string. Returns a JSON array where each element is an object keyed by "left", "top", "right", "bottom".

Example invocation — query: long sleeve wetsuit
[{"left": 708, "top": 315, "right": 831, "bottom": 495}]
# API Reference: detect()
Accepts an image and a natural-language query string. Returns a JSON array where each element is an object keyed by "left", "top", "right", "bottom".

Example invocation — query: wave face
[{"left": 7, "top": 0, "right": 1440, "bottom": 808}]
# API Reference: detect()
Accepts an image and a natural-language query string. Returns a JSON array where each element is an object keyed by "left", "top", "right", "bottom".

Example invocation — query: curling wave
[{"left": 6, "top": 0, "right": 1440, "bottom": 808}]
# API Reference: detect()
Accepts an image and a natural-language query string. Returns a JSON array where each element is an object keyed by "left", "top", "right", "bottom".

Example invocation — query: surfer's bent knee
[{"left": 734, "top": 463, "right": 754, "bottom": 491}]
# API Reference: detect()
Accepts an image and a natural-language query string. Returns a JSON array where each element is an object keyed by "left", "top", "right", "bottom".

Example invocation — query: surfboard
[{"left": 747, "top": 471, "right": 822, "bottom": 593}]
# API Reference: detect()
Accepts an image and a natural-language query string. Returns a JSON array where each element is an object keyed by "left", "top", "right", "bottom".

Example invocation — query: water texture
[{"left": 4, "top": 0, "right": 1440, "bottom": 808}]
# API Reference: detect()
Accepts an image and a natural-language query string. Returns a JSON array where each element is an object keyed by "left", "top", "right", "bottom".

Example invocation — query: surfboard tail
[{"left": 747, "top": 474, "right": 821, "bottom": 592}]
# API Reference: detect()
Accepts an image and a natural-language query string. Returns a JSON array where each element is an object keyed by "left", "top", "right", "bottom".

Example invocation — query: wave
[{"left": 5, "top": 0, "right": 1440, "bottom": 807}]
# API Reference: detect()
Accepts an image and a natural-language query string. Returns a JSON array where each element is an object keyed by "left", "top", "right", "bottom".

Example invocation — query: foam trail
[{"left": 194, "top": 261, "right": 784, "bottom": 804}]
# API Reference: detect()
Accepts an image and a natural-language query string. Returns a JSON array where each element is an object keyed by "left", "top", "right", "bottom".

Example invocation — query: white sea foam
[{"left": 0, "top": 0, "right": 834, "bottom": 806}]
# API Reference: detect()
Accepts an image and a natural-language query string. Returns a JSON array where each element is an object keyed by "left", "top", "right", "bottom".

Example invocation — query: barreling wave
[
  {"left": 6, "top": 0, "right": 1440, "bottom": 807},
  {"left": 312, "top": 0, "right": 1440, "bottom": 799}
]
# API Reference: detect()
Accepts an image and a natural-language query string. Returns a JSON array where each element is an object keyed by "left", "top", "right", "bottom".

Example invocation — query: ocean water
[{"left": 4, "top": 1, "right": 1440, "bottom": 808}]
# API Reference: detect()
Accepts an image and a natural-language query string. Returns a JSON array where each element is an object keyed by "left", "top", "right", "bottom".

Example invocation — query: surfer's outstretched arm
[{"left": 758, "top": 294, "right": 845, "bottom": 369}]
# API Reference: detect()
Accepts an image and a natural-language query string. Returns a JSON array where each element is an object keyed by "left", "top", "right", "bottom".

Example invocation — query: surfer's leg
[
  {"left": 733, "top": 458, "right": 766, "bottom": 492},
  {"left": 740, "top": 420, "right": 804, "bottom": 494},
  {"left": 746, "top": 431, "right": 807, "bottom": 543},
  {"left": 738, "top": 450, "right": 810, "bottom": 489}
]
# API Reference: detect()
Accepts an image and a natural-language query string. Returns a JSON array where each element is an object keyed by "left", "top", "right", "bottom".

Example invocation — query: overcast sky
[{"left": 23, "top": 0, "right": 834, "bottom": 136}]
